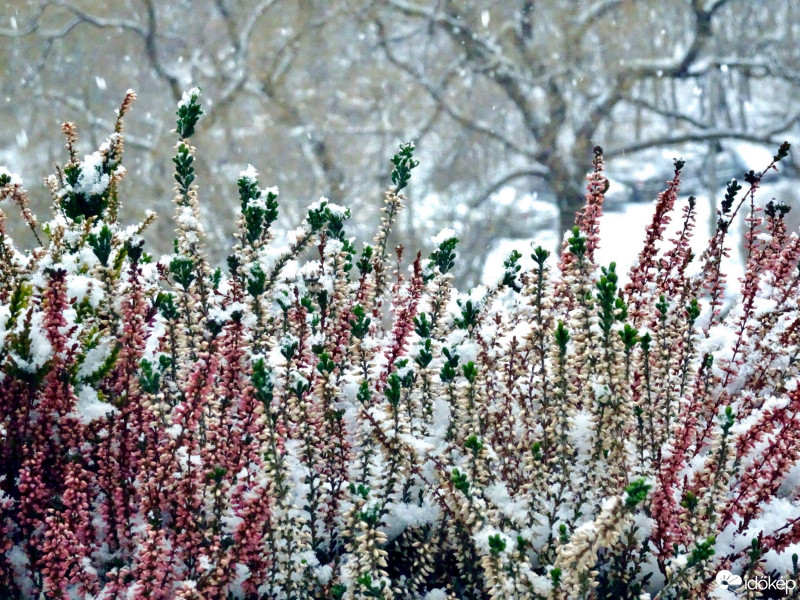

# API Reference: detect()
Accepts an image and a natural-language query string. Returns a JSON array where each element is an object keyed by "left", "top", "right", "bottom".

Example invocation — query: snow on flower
[
  {"left": 178, "top": 86, "right": 200, "bottom": 108},
  {"left": 431, "top": 227, "right": 457, "bottom": 245},
  {"left": 0, "top": 166, "right": 23, "bottom": 186}
]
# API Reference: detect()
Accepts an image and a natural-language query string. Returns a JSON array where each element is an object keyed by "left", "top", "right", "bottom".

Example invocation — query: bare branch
[
  {"left": 374, "top": 18, "right": 539, "bottom": 160},
  {"left": 616, "top": 0, "right": 719, "bottom": 81},
  {"left": 605, "top": 130, "right": 780, "bottom": 159},
  {"left": 264, "top": 4, "right": 345, "bottom": 90},
  {"left": 1, "top": 1, "right": 186, "bottom": 102},
  {"left": 575, "top": 0, "right": 626, "bottom": 35},
  {"left": 37, "top": 92, "right": 157, "bottom": 151},
  {"left": 203, "top": 0, "right": 281, "bottom": 127},
  {"left": 0, "top": 1, "right": 146, "bottom": 38},
  {"left": 468, "top": 168, "right": 548, "bottom": 209},
  {"left": 140, "top": 0, "right": 182, "bottom": 101},
  {"left": 705, "top": 0, "right": 735, "bottom": 16},
  {"left": 0, "top": 3, "right": 48, "bottom": 37},
  {"left": 383, "top": 0, "right": 542, "bottom": 141},
  {"left": 607, "top": 102, "right": 800, "bottom": 159},
  {"left": 51, "top": 1, "right": 147, "bottom": 36},
  {"left": 622, "top": 97, "right": 711, "bottom": 130},
  {"left": 575, "top": 77, "right": 634, "bottom": 143}
]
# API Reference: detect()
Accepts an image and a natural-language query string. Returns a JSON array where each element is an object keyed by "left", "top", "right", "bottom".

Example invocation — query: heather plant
[{"left": 1, "top": 90, "right": 799, "bottom": 600}]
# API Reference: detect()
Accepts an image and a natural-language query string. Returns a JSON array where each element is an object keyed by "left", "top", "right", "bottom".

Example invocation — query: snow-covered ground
[
  {"left": 481, "top": 140, "right": 790, "bottom": 287},
  {"left": 480, "top": 181, "right": 792, "bottom": 294}
]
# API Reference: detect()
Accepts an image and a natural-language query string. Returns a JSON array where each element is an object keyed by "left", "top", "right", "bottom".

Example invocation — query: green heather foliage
[{"left": 1, "top": 90, "right": 800, "bottom": 600}]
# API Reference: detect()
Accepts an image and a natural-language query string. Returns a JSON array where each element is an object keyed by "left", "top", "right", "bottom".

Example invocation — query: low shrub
[{"left": 1, "top": 90, "right": 799, "bottom": 599}]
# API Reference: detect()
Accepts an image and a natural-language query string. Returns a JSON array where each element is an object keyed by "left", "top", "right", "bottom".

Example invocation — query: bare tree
[
  {"left": 2, "top": 0, "right": 800, "bottom": 284},
  {"left": 0, "top": 0, "right": 395, "bottom": 256},
  {"left": 374, "top": 0, "right": 800, "bottom": 234}
]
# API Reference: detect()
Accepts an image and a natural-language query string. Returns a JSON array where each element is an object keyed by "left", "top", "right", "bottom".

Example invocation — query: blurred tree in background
[{"left": 2, "top": 0, "right": 799, "bottom": 284}]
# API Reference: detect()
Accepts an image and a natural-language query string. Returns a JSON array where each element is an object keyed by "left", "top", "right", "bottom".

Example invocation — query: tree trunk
[
  {"left": 553, "top": 177, "right": 587, "bottom": 240},
  {"left": 546, "top": 156, "right": 588, "bottom": 240}
]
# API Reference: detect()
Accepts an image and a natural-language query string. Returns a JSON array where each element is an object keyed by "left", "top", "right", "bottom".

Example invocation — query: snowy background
[{"left": 1, "top": 0, "right": 799, "bottom": 285}]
